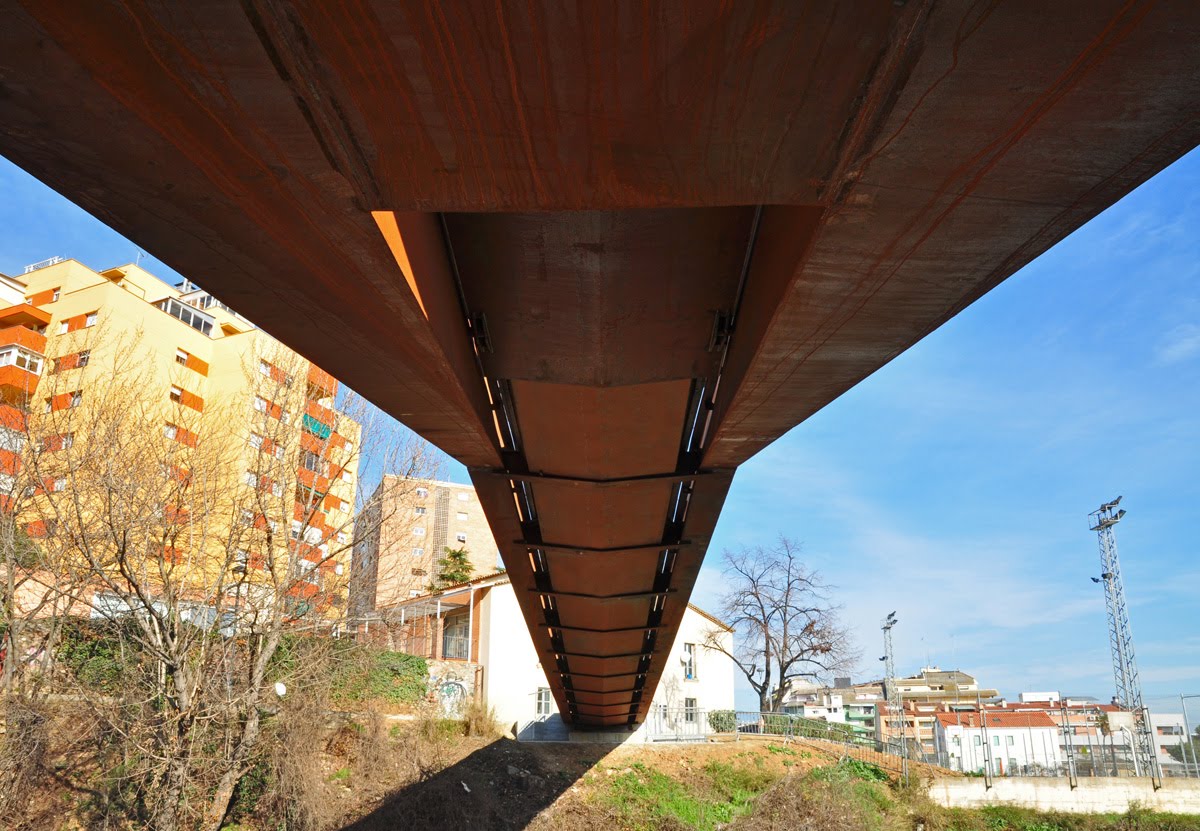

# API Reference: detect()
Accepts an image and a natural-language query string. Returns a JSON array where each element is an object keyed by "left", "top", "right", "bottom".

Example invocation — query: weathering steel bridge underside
[{"left": 0, "top": 1, "right": 1197, "bottom": 728}]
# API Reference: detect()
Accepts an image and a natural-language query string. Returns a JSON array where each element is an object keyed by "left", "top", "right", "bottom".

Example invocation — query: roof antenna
[{"left": 135, "top": 250, "right": 145, "bottom": 266}]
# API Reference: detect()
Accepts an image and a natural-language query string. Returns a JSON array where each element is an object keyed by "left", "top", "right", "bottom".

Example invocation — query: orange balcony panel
[
  {"left": 307, "top": 363, "right": 337, "bottom": 396},
  {"left": 184, "top": 353, "right": 209, "bottom": 376},
  {"left": 0, "top": 447, "right": 20, "bottom": 476},
  {"left": 305, "top": 399, "right": 333, "bottom": 424},
  {"left": 293, "top": 501, "right": 330, "bottom": 531},
  {"left": 0, "top": 325, "right": 46, "bottom": 353},
  {"left": 0, "top": 405, "right": 27, "bottom": 432},
  {"left": 0, "top": 305, "right": 51, "bottom": 328},
  {"left": 27, "top": 288, "right": 57, "bottom": 306},
  {"left": 0, "top": 365, "right": 39, "bottom": 397},
  {"left": 296, "top": 468, "right": 330, "bottom": 493},
  {"left": 178, "top": 389, "right": 204, "bottom": 411},
  {"left": 299, "top": 431, "right": 323, "bottom": 454},
  {"left": 287, "top": 582, "right": 320, "bottom": 600}
]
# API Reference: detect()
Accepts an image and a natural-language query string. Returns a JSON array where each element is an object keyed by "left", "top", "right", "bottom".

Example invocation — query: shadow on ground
[{"left": 339, "top": 737, "right": 612, "bottom": 830}]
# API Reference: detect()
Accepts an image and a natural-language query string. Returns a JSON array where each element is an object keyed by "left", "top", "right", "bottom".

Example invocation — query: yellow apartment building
[{"left": 0, "top": 257, "right": 362, "bottom": 617}]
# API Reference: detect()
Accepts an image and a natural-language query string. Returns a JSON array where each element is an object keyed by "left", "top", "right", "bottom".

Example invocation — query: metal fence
[
  {"left": 639, "top": 705, "right": 1200, "bottom": 786},
  {"left": 642, "top": 707, "right": 925, "bottom": 780}
]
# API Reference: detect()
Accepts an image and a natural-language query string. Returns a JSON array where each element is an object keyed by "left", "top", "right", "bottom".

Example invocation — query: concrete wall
[
  {"left": 928, "top": 777, "right": 1200, "bottom": 815},
  {"left": 478, "top": 585, "right": 548, "bottom": 736}
]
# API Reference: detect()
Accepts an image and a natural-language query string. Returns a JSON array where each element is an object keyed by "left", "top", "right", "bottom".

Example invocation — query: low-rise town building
[{"left": 352, "top": 571, "right": 736, "bottom": 741}]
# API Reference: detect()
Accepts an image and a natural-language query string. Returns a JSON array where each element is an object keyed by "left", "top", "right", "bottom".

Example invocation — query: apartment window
[
  {"left": 0, "top": 346, "right": 43, "bottom": 374},
  {"left": 457, "top": 492, "right": 468, "bottom": 502},
  {"left": 62, "top": 432, "right": 74, "bottom": 450},
  {"left": 974, "top": 736, "right": 982, "bottom": 746},
  {"left": 85, "top": 312, "right": 97, "bottom": 327},
  {"left": 239, "top": 510, "right": 254, "bottom": 526},
  {"left": 336, "top": 531, "right": 349, "bottom": 545},
  {"left": 0, "top": 428, "right": 22, "bottom": 453},
  {"left": 232, "top": 549, "right": 250, "bottom": 572},
  {"left": 413, "top": 527, "right": 426, "bottom": 537},
  {"left": 164, "top": 423, "right": 178, "bottom": 440},
  {"left": 279, "top": 409, "right": 290, "bottom": 425},
  {"left": 992, "top": 736, "right": 1000, "bottom": 747},
  {"left": 414, "top": 506, "right": 426, "bottom": 515},
  {"left": 455, "top": 532, "right": 467, "bottom": 543},
  {"left": 536, "top": 687, "right": 553, "bottom": 717},
  {"left": 271, "top": 481, "right": 283, "bottom": 497},
  {"left": 683, "top": 643, "right": 697, "bottom": 680},
  {"left": 52, "top": 477, "right": 66, "bottom": 492},
  {"left": 411, "top": 568, "right": 426, "bottom": 576},
  {"left": 169, "top": 385, "right": 183, "bottom": 403},
  {"left": 952, "top": 736, "right": 961, "bottom": 746},
  {"left": 290, "top": 520, "right": 302, "bottom": 540},
  {"left": 243, "top": 471, "right": 258, "bottom": 488},
  {"left": 274, "top": 445, "right": 285, "bottom": 460},
  {"left": 684, "top": 698, "right": 697, "bottom": 723},
  {"left": 300, "top": 449, "right": 322, "bottom": 473},
  {"left": 155, "top": 298, "right": 213, "bottom": 335},
  {"left": 253, "top": 395, "right": 269, "bottom": 413},
  {"left": 176, "top": 348, "right": 188, "bottom": 366},
  {"left": 303, "top": 526, "right": 322, "bottom": 544},
  {"left": 51, "top": 289, "right": 60, "bottom": 302},
  {"left": 297, "top": 559, "right": 319, "bottom": 585},
  {"left": 259, "top": 360, "right": 271, "bottom": 377},
  {"left": 248, "top": 432, "right": 263, "bottom": 449},
  {"left": 76, "top": 350, "right": 89, "bottom": 368},
  {"left": 416, "top": 487, "right": 428, "bottom": 499},
  {"left": 412, "top": 547, "right": 424, "bottom": 557},
  {"left": 66, "top": 391, "right": 82, "bottom": 409},
  {"left": 58, "top": 321, "right": 68, "bottom": 335},
  {"left": 341, "top": 469, "right": 352, "bottom": 483},
  {"left": 456, "top": 511, "right": 468, "bottom": 521},
  {"left": 1006, "top": 736, "right": 1015, "bottom": 746}
]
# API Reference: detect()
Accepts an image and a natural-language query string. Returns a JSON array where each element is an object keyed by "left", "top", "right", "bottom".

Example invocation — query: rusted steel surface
[{"left": 0, "top": 1, "right": 1198, "bottom": 726}]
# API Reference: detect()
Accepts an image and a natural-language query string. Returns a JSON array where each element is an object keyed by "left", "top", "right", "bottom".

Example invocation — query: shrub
[
  {"left": 55, "top": 619, "right": 129, "bottom": 692},
  {"left": 463, "top": 697, "right": 498, "bottom": 738},
  {"left": 329, "top": 648, "right": 427, "bottom": 708},
  {"left": 708, "top": 709, "right": 737, "bottom": 733}
]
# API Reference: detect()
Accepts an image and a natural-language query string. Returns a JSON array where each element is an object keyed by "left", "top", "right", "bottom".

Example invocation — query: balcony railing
[{"left": 442, "top": 632, "right": 470, "bottom": 660}]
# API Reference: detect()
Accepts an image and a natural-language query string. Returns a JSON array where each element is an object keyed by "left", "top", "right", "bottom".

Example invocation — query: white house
[
  {"left": 934, "top": 711, "right": 1062, "bottom": 775},
  {"left": 361, "top": 572, "right": 736, "bottom": 741}
]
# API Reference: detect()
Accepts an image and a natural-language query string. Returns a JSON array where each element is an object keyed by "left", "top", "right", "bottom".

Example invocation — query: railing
[
  {"left": 23, "top": 256, "right": 63, "bottom": 274},
  {"left": 442, "top": 632, "right": 470, "bottom": 660}
]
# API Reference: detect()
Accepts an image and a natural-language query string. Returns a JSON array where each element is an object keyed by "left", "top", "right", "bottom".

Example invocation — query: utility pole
[
  {"left": 1089, "top": 497, "right": 1160, "bottom": 786},
  {"left": 880, "top": 611, "right": 907, "bottom": 782}
]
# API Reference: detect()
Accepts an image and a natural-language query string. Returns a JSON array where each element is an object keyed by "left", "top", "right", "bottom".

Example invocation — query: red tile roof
[{"left": 936, "top": 711, "right": 1057, "bottom": 730}]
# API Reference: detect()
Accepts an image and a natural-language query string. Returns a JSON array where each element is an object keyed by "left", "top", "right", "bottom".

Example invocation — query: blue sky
[{"left": 2, "top": 147, "right": 1197, "bottom": 715}]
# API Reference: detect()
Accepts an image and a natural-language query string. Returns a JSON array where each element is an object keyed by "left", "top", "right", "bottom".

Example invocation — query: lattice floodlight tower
[
  {"left": 880, "top": 611, "right": 906, "bottom": 775},
  {"left": 1089, "top": 497, "right": 1159, "bottom": 783}
]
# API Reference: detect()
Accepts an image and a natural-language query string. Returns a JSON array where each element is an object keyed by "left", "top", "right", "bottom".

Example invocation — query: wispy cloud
[{"left": 1156, "top": 323, "right": 1200, "bottom": 364}]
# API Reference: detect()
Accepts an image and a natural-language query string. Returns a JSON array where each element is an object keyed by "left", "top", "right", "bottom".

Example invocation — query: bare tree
[
  {"left": 0, "top": 321, "right": 440, "bottom": 831},
  {"left": 704, "top": 537, "right": 856, "bottom": 713}
]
